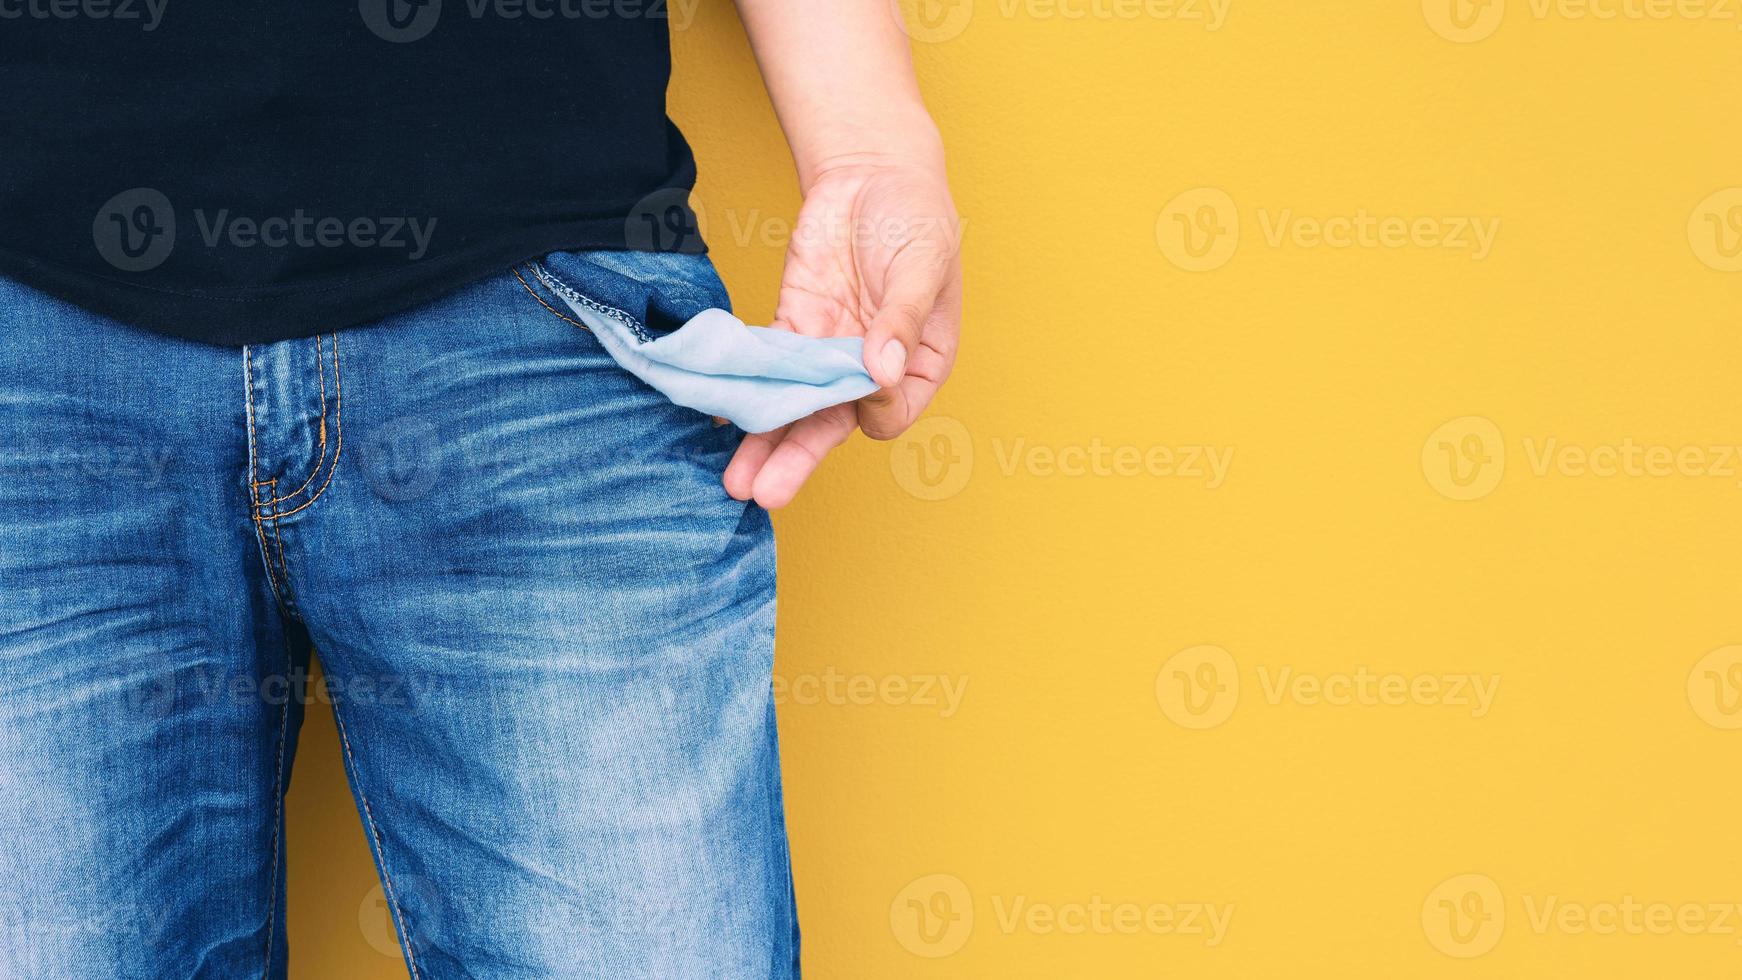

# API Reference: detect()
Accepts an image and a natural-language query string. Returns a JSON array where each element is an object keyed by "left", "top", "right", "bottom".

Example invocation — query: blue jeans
[{"left": 0, "top": 251, "right": 798, "bottom": 978}]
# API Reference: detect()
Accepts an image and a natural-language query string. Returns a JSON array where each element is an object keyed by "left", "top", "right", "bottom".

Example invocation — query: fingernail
[{"left": 879, "top": 341, "right": 908, "bottom": 384}]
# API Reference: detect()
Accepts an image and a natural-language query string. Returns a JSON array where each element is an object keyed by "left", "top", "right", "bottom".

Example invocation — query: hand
[{"left": 723, "top": 156, "right": 963, "bottom": 508}]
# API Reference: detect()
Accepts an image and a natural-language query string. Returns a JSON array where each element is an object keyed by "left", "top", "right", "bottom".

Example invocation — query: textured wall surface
[{"left": 292, "top": 1, "right": 1742, "bottom": 976}]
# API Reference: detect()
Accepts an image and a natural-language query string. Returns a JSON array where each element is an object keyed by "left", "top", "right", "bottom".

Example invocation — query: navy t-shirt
[{"left": 0, "top": 0, "right": 705, "bottom": 345}]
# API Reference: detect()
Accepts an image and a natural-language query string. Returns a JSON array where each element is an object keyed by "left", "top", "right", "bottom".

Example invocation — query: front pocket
[
  {"left": 520, "top": 256, "right": 877, "bottom": 434},
  {"left": 510, "top": 262, "right": 597, "bottom": 334},
  {"left": 534, "top": 249, "right": 731, "bottom": 336},
  {"left": 520, "top": 259, "right": 658, "bottom": 342}
]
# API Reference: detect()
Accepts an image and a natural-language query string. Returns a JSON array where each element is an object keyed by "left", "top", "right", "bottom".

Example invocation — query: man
[{"left": 0, "top": 0, "right": 961, "bottom": 975}]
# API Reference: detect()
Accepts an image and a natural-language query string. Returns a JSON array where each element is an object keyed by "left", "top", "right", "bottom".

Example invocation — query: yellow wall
[{"left": 292, "top": 0, "right": 1742, "bottom": 975}]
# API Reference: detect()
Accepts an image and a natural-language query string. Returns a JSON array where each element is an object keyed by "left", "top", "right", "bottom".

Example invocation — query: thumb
[{"left": 864, "top": 251, "right": 947, "bottom": 387}]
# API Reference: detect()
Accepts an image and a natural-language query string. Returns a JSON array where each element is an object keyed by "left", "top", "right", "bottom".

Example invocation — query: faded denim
[{"left": 0, "top": 251, "right": 799, "bottom": 978}]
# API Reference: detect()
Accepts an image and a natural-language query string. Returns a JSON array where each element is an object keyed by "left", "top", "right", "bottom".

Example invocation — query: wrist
[{"left": 792, "top": 112, "right": 946, "bottom": 192}]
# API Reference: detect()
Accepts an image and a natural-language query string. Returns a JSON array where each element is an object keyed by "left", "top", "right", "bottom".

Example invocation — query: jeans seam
[
  {"left": 768, "top": 674, "right": 800, "bottom": 976},
  {"left": 243, "top": 347, "right": 292, "bottom": 613},
  {"left": 259, "top": 656, "right": 292, "bottom": 979},
  {"left": 264, "top": 483, "right": 300, "bottom": 618},
  {"left": 511, "top": 264, "right": 591, "bottom": 331},
  {"left": 331, "top": 701, "right": 424, "bottom": 980},
  {"left": 527, "top": 259, "right": 655, "bottom": 343}
]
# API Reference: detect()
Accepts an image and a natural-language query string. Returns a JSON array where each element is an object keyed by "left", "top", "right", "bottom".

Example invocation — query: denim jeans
[{"left": 0, "top": 251, "right": 799, "bottom": 978}]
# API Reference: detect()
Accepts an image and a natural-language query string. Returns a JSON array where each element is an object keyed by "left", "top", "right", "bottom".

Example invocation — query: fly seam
[
  {"left": 259, "top": 645, "right": 293, "bottom": 978},
  {"left": 243, "top": 344, "right": 293, "bottom": 975},
  {"left": 257, "top": 334, "right": 331, "bottom": 506},
  {"left": 242, "top": 346, "right": 290, "bottom": 612},
  {"left": 265, "top": 484, "right": 299, "bottom": 617},
  {"left": 259, "top": 332, "right": 344, "bottom": 521}
]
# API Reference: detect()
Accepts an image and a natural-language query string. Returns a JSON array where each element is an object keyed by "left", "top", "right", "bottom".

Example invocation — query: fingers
[
  {"left": 860, "top": 258, "right": 961, "bottom": 440},
  {"left": 724, "top": 427, "right": 785, "bottom": 501},
  {"left": 860, "top": 370, "right": 943, "bottom": 441},
  {"left": 723, "top": 404, "right": 858, "bottom": 510},
  {"left": 864, "top": 245, "right": 951, "bottom": 387}
]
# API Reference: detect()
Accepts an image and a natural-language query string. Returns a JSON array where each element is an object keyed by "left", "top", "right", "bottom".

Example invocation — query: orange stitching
[
  {"left": 513, "top": 265, "right": 590, "bottom": 330},
  {"left": 331, "top": 702, "right": 423, "bottom": 980},
  {"left": 260, "top": 332, "right": 344, "bottom": 521},
  {"left": 258, "top": 334, "right": 331, "bottom": 507}
]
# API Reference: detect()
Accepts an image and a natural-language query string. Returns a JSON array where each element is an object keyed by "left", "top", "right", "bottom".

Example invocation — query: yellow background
[{"left": 291, "top": 0, "right": 1742, "bottom": 975}]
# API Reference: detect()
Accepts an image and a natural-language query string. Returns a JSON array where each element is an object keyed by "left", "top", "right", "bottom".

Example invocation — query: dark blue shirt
[{"left": 0, "top": 0, "right": 704, "bottom": 344}]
